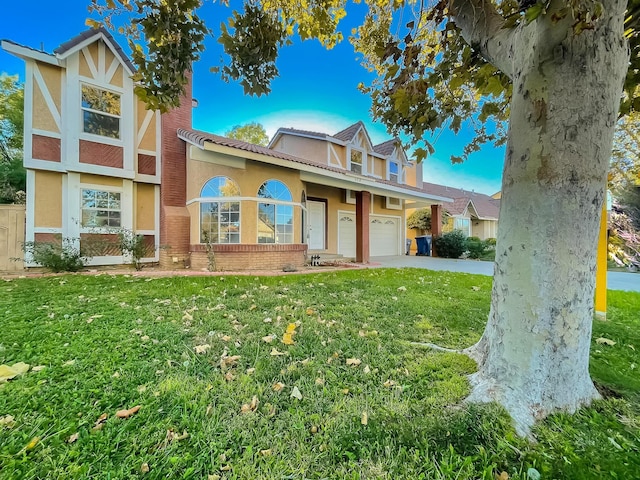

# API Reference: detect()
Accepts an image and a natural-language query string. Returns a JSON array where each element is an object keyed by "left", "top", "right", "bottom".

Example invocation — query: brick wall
[
  {"left": 79, "top": 140, "right": 124, "bottom": 168},
  {"left": 190, "top": 244, "right": 307, "bottom": 271},
  {"left": 32, "top": 135, "right": 61, "bottom": 162},
  {"left": 138, "top": 154, "right": 156, "bottom": 175},
  {"left": 159, "top": 71, "right": 193, "bottom": 267}
]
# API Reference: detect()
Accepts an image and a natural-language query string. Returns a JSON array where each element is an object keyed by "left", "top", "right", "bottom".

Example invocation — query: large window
[
  {"left": 200, "top": 176, "right": 240, "bottom": 244},
  {"left": 454, "top": 218, "right": 471, "bottom": 236},
  {"left": 257, "top": 180, "right": 293, "bottom": 244},
  {"left": 350, "top": 149, "right": 363, "bottom": 174},
  {"left": 81, "top": 189, "right": 121, "bottom": 227},
  {"left": 81, "top": 85, "right": 121, "bottom": 139}
]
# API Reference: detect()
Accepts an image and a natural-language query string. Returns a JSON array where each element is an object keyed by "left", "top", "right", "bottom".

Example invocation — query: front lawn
[{"left": 1, "top": 269, "right": 638, "bottom": 479}]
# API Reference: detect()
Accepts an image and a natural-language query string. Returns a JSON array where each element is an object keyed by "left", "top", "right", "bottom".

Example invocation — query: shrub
[
  {"left": 485, "top": 237, "right": 497, "bottom": 246},
  {"left": 433, "top": 230, "right": 467, "bottom": 259},
  {"left": 118, "top": 229, "right": 154, "bottom": 271},
  {"left": 407, "top": 209, "right": 433, "bottom": 232},
  {"left": 466, "top": 236, "right": 489, "bottom": 259},
  {"left": 23, "top": 237, "right": 88, "bottom": 272}
]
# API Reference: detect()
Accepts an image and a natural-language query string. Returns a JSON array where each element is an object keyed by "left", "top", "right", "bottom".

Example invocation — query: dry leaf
[
  {"left": 383, "top": 380, "right": 397, "bottom": 388},
  {"left": 263, "top": 317, "right": 272, "bottom": 323},
  {"left": 182, "top": 312, "right": 193, "bottom": 321},
  {"left": 471, "top": 286, "right": 481, "bottom": 291},
  {"left": 272, "top": 382, "right": 285, "bottom": 392},
  {"left": 397, "top": 286, "right": 407, "bottom": 292},
  {"left": 363, "top": 365, "right": 371, "bottom": 374},
  {"left": 165, "top": 429, "right": 189, "bottom": 443},
  {"left": 220, "top": 465, "right": 232, "bottom": 472},
  {"left": 31, "top": 365, "right": 46, "bottom": 372},
  {"left": 62, "top": 360, "right": 76, "bottom": 367},
  {"left": 116, "top": 405, "right": 141, "bottom": 419},
  {"left": 224, "top": 372, "right": 235, "bottom": 382},
  {"left": 496, "top": 472, "right": 509, "bottom": 480},
  {"left": 208, "top": 475, "right": 221, "bottom": 480},
  {"left": 246, "top": 368, "right": 256, "bottom": 375},
  {"left": 0, "top": 415, "right": 16, "bottom": 429},
  {"left": 259, "top": 449, "right": 272, "bottom": 456},
  {"left": 0, "top": 362, "right": 30, "bottom": 382},
  {"left": 141, "top": 463, "right": 150, "bottom": 473},
  {"left": 206, "top": 404, "right": 214, "bottom": 416},
  {"left": 92, "top": 413, "right": 108, "bottom": 431},
  {"left": 194, "top": 344, "right": 211, "bottom": 354},
  {"left": 270, "top": 348, "right": 286, "bottom": 356},
  {"left": 281, "top": 332, "right": 295, "bottom": 345},
  {"left": 286, "top": 323, "right": 297, "bottom": 334},
  {"left": 340, "top": 388, "right": 350, "bottom": 395},
  {"left": 596, "top": 337, "right": 616, "bottom": 346},
  {"left": 346, "top": 358, "right": 362, "bottom": 367},
  {"left": 628, "top": 345, "right": 635, "bottom": 351},
  {"left": 305, "top": 307, "right": 315, "bottom": 315},
  {"left": 361, "top": 411, "right": 368, "bottom": 425},
  {"left": 315, "top": 377, "right": 325, "bottom": 386},
  {"left": 290, "top": 386, "right": 303, "bottom": 400},
  {"left": 262, "top": 335, "right": 275, "bottom": 343},
  {"left": 221, "top": 335, "right": 232, "bottom": 342},
  {"left": 220, "top": 354, "right": 241, "bottom": 369}
]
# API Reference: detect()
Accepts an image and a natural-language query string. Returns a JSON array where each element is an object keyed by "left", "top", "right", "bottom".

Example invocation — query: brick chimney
[{"left": 159, "top": 72, "right": 193, "bottom": 268}]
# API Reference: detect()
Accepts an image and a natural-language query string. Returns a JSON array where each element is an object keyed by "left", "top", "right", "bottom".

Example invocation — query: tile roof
[
  {"left": 333, "top": 121, "right": 366, "bottom": 142},
  {"left": 275, "top": 127, "right": 329, "bottom": 140},
  {"left": 372, "top": 139, "right": 397, "bottom": 156},
  {"left": 422, "top": 181, "right": 500, "bottom": 219},
  {"left": 54, "top": 27, "right": 136, "bottom": 73},
  {"left": 177, "top": 128, "right": 452, "bottom": 202}
]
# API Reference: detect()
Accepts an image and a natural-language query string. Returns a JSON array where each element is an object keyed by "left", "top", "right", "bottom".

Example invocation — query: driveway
[{"left": 370, "top": 255, "right": 640, "bottom": 292}]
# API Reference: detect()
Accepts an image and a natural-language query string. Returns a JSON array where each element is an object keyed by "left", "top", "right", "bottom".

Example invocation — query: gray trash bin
[{"left": 405, "top": 239, "right": 412, "bottom": 255}]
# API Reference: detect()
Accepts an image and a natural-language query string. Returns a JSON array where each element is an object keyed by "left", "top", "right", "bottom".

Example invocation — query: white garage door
[
  {"left": 338, "top": 213, "right": 400, "bottom": 258},
  {"left": 370, "top": 217, "right": 399, "bottom": 256}
]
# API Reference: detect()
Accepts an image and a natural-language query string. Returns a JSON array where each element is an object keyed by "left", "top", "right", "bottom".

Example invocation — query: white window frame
[
  {"left": 80, "top": 83, "right": 122, "bottom": 140},
  {"left": 347, "top": 146, "right": 366, "bottom": 175},
  {"left": 80, "top": 186, "right": 123, "bottom": 232},
  {"left": 388, "top": 160, "right": 400, "bottom": 183},
  {"left": 199, "top": 176, "right": 241, "bottom": 244},
  {"left": 385, "top": 197, "right": 402, "bottom": 210},
  {"left": 256, "top": 180, "right": 294, "bottom": 244}
]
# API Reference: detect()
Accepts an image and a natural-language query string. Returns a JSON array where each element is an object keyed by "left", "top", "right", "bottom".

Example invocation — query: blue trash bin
[{"left": 416, "top": 235, "right": 432, "bottom": 256}]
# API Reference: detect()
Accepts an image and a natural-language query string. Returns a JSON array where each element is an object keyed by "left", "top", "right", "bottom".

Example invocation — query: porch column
[
  {"left": 356, "top": 191, "right": 370, "bottom": 263},
  {"left": 431, "top": 204, "right": 443, "bottom": 257}
]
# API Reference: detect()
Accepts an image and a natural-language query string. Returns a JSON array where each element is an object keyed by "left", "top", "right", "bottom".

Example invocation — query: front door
[{"left": 308, "top": 200, "right": 326, "bottom": 250}]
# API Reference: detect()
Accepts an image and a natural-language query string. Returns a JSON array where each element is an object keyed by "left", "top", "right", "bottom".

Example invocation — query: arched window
[
  {"left": 200, "top": 176, "right": 240, "bottom": 244},
  {"left": 257, "top": 180, "right": 293, "bottom": 244}
]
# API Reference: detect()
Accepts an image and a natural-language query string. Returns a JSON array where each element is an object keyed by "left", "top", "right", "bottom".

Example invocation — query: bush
[
  {"left": 118, "top": 229, "right": 154, "bottom": 271},
  {"left": 433, "top": 230, "right": 467, "bottom": 258},
  {"left": 407, "top": 208, "right": 433, "bottom": 232},
  {"left": 23, "top": 238, "right": 88, "bottom": 272},
  {"left": 466, "top": 236, "right": 489, "bottom": 259},
  {"left": 485, "top": 237, "right": 497, "bottom": 246}
]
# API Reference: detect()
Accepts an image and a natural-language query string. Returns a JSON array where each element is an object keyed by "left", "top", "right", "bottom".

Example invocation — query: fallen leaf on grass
[
  {"left": 290, "top": 386, "right": 303, "bottom": 400},
  {"left": 363, "top": 365, "right": 371, "bottom": 374},
  {"left": 383, "top": 380, "right": 397, "bottom": 388},
  {"left": 220, "top": 354, "right": 241, "bottom": 370},
  {"left": 361, "top": 411, "right": 368, "bottom": 425},
  {"left": 241, "top": 396, "right": 259, "bottom": 413},
  {"left": 397, "top": 286, "right": 407, "bottom": 292},
  {"left": 208, "top": 475, "right": 221, "bottom": 480},
  {"left": 315, "top": 377, "right": 325, "bottom": 386},
  {"left": 141, "top": 463, "right": 150, "bottom": 473},
  {"left": 596, "top": 337, "right": 616, "bottom": 346},
  {"left": 0, "top": 415, "right": 15, "bottom": 428},
  {"left": 305, "top": 307, "right": 315, "bottom": 315},
  {"left": 116, "top": 405, "right": 141, "bottom": 419},
  {"left": 67, "top": 432, "right": 79, "bottom": 444},
  {"left": 25, "top": 437, "right": 40, "bottom": 451},
  {"left": 220, "top": 464, "right": 232, "bottom": 472},
  {"left": 270, "top": 348, "right": 286, "bottom": 356},
  {"left": 260, "top": 449, "right": 272, "bottom": 456},
  {"left": 628, "top": 344, "right": 635, "bottom": 351},
  {"left": 165, "top": 429, "right": 189, "bottom": 442},
  {"left": 62, "top": 360, "right": 76, "bottom": 367},
  {"left": 221, "top": 335, "right": 232, "bottom": 342},
  {"left": 262, "top": 335, "right": 276, "bottom": 343},
  {"left": 346, "top": 358, "right": 362, "bottom": 367},
  {"left": 0, "top": 362, "right": 30, "bottom": 383},
  {"left": 471, "top": 286, "right": 481, "bottom": 291},
  {"left": 496, "top": 472, "right": 509, "bottom": 480},
  {"left": 92, "top": 413, "right": 108, "bottom": 431},
  {"left": 32, "top": 365, "right": 46, "bottom": 372},
  {"left": 182, "top": 312, "right": 193, "bottom": 322},
  {"left": 281, "top": 332, "right": 295, "bottom": 345},
  {"left": 273, "top": 382, "right": 285, "bottom": 392},
  {"left": 195, "top": 344, "right": 211, "bottom": 354},
  {"left": 246, "top": 368, "right": 256, "bottom": 375}
]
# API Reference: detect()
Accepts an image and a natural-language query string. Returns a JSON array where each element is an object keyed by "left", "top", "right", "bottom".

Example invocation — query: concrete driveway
[{"left": 369, "top": 255, "right": 640, "bottom": 292}]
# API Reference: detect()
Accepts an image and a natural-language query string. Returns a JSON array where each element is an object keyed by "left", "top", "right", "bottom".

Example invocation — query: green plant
[
  {"left": 117, "top": 229, "right": 154, "bottom": 271},
  {"left": 407, "top": 208, "right": 433, "bottom": 232},
  {"left": 433, "top": 230, "right": 468, "bottom": 258},
  {"left": 22, "top": 237, "right": 88, "bottom": 272},
  {"left": 466, "top": 236, "right": 489, "bottom": 259}
]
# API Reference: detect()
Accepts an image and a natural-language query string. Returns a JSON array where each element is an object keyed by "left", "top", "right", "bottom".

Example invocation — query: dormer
[
  {"left": 334, "top": 121, "right": 374, "bottom": 176},
  {"left": 373, "top": 139, "right": 410, "bottom": 185}
]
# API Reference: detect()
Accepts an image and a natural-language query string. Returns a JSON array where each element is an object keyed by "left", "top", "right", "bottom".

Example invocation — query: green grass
[{"left": 0, "top": 269, "right": 638, "bottom": 479}]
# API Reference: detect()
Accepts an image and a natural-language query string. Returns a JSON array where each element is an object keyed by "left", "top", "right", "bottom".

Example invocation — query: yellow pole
[{"left": 595, "top": 204, "right": 608, "bottom": 320}]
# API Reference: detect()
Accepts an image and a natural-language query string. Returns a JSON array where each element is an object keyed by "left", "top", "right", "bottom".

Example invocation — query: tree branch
[{"left": 449, "top": 0, "right": 515, "bottom": 78}]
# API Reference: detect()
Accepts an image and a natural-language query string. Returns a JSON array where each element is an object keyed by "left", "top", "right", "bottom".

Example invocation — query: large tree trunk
[{"left": 456, "top": 1, "right": 629, "bottom": 435}]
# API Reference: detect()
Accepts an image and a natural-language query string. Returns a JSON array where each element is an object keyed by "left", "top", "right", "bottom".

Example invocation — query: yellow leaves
[
  {"left": 241, "top": 395, "right": 259, "bottom": 413},
  {"left": 596, "top": 337, "right": 616, "bottom": 346},
  {"left": 92, "top": 413, "right": 108, "bottom": 431},
  {"left": 282, "top": 322, "right": 298, "bottom": 345},
  {"left": 272, "top": 382, "right": 285, "bottom": 392},
  {"left": 194, "top": 344, "right": 211, "bottom": 354},
  {"left": 221, "top": 335, "right": 232, "bottom": 342},
  {"left": 262, "top": 335, "right": 276, "bottom": 343},
  {"left": 361, "top": 411, "right": 368, "bottom": 425},
  {"left": 259, "top": 448, "right": 272, "bottom": 456},
  {"left": 346, "top": 358, "right": 362, "bottom": 367},
  {"left": 305, "top": 307, "right": 315, "bottom": 315},
  {"left": 220, "top": 352, "right": 241, "bottom": 370},
  {"left": 141, "top": 463, "right": 150, "bottom": 473},
  {"left": 496, "top": 472, "right": 509, "bottom": 480},
  {"left": 67, "top": 432, "right": 79, "bottom": 444},
  {"left": 116, "top": 405, "right": 141, "bottom": 419},
  {"left": 0, "top": 362, "right": 30, "bottom": 383},
  {"left": 270, "top": 348, "right": 286, "bottom": 356},
  {"left": 25, "top": 436, "right": 40, "bottom": 451}
]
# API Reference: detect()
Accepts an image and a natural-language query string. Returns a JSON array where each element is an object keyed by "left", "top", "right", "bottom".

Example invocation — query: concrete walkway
[{"left": 369, "top": 255, "right": 640, "bottom": 292}]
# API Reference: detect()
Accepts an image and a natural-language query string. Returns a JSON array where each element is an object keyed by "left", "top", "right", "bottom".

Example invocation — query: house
[
  {"left": 419, "top": 182, "right": 500, "bottom": 240},
  {"left": 3, "top": 27, "right": 452, "bottom": 271}
]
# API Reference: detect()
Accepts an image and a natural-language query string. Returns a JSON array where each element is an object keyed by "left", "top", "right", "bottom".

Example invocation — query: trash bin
[
  {"left": 416, "top": 235, "right": 432, "bottom": 256},
  {"left": 405, "top": 239, "right": 412, "bottom": 255}
]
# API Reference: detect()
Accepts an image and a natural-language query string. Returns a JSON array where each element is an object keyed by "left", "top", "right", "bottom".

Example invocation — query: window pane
[
  {"left": 257, "top": 180, "right": 292, "bottom": 201},
  {"left": 83, "top": 111, "right": 120, "bottom": 138},
  {"left": 82, "top": 85, "right": 120, "bottom": 115},
  {"left": 201, "top": 176, "right": 240, "bottom": 198},
  {"left": 350, "top": 163, "right": 362, "bottom": 174}
]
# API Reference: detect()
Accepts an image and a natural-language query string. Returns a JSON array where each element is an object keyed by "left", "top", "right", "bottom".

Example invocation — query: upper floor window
[
  {"left": 389, "top": 161, "right": 399, "bottom": 183},
  {"left": 200, "top": 176, "right": 240, "bottom": 244},
  {"left": 350, "top": 149, "right": 363, "bottom": 174},
  {"left": 81, "top": 189, "right": 121, "bottom": 227},
  {"left": 257, "top": 180, "right": 293, "bottom": 244},
  {"left": 81, "top": 85, "right": 121, "bottom": 139}
]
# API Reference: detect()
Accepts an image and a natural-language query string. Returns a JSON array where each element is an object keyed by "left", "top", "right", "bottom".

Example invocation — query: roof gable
[{"left": 54, "top": 27, "right": 136, "bottom": 75}]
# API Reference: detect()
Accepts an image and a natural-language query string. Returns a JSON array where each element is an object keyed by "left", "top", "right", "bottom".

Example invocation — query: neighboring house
[
  {"left": 3, "top": 27, "right": 451, "bottom": 271},
  {"left": 421, "top": 182, "right": 500, "bottom": 240}
]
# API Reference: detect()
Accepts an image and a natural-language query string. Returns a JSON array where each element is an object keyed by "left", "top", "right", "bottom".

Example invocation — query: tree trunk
[{"left": 463, "top": 2, "right": 629, "bottom": 435}]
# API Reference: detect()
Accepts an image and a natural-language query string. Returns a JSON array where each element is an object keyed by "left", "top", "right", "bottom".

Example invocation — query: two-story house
[{"left": 4, "top": 27, "right": 451, "bottom": 271}]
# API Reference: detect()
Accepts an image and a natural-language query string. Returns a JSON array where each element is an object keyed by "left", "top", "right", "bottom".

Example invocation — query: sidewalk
[{"left": 369, "top": 255, "right": 640, "bottom": 292}]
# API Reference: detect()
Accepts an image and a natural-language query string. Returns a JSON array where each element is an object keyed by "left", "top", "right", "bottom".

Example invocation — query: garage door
[
  {"left": 370, "top": 217, "right": 399, "bottom": 256},
  {"left": 338, "top": 214, "right": 400, "bottom": 258}
]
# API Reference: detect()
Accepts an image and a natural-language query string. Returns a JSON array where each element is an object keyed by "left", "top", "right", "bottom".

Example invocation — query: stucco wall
[{"left": 34, "top": 171, "right": 63, "bottom": 228}]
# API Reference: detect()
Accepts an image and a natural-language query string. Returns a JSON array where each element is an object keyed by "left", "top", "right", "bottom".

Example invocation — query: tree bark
[{"left": 451, "top": 0, "right": 629, "bottom": 434}]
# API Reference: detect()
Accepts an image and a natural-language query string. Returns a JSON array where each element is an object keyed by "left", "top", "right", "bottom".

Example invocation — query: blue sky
[{"left": 0, "top": 0, "right": 505, "bottom": 195}]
